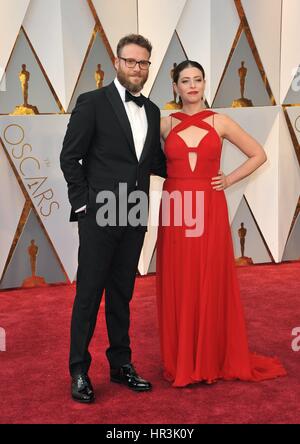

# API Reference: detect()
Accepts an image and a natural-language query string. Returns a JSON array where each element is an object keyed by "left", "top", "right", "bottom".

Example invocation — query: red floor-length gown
[{"left": 156, "top": 110, "right": 286, "bottom": 387}]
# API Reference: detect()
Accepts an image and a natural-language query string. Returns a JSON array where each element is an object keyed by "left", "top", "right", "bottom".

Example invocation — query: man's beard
[{"left": 117, "top": 70, "right": 148, "bottom": 94}]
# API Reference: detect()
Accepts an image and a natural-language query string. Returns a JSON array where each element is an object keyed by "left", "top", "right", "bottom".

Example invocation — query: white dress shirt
[
  {"left": 75, "top": 78, "right": 148, "bottom": 213},
  {"left": 113, "top": 77, "right": 148, "bottom": 161}
]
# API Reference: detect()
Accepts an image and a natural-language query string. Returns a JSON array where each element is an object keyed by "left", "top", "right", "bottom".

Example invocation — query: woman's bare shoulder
[
  {"left": 210, "top": 112, "right": 236, "bottom": 139},
  {"left": 213, "top": 111, "right": 232, "bottom": 123},
  {"left": 213, "top": 112, "right": 236, "bottom": 134},
  {"left": 161, "top": 115, "right": 171, "bottom": 127}
]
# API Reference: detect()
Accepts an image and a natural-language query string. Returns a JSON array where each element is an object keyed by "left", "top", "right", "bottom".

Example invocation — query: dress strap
[
  {"left": 169, "top": 110, "right": 216, "bottom": 134},
  {"left": 170, "top": 110, "right": 215, "bottom": 121},
  {"left": 169, "top": 112, "right": 185, "bottom": 121}
]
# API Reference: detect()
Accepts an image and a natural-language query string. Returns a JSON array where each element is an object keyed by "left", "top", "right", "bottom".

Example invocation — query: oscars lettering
[{"left": 3, "top": 124, "right": 59, "bottom": 217}]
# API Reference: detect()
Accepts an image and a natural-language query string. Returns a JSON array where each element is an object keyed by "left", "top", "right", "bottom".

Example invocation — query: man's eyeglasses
[{"left": 119, "top": 57, "right": 151, "bottom": 70}]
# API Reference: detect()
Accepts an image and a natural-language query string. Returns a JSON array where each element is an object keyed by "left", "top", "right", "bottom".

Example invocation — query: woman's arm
[{"left": 212, "top": 114, "right": 267, "bottom": 191}]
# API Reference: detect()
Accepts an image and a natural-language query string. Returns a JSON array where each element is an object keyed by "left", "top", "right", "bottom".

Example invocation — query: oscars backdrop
[{"left": 0, "top": 0, "right": 300, "bottom": 289}]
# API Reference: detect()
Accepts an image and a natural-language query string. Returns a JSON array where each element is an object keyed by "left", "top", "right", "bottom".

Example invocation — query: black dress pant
[{"left": 69, "top": 209, "right": 145, "bottom": 376}]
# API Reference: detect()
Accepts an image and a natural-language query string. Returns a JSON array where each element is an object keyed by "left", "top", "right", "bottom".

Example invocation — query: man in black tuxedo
[{"left": 60, "top": 34, "right": 166, "bottom": 403}]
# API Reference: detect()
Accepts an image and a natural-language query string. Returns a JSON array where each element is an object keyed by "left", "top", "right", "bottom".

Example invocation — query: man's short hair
[{"left": 116, "top": 34, "right": 152, "bottom": 57}]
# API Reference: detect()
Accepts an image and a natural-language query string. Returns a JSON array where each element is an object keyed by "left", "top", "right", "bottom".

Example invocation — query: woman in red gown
[{"left": 156, "top": 60, "right": 286, "bottom": 387}]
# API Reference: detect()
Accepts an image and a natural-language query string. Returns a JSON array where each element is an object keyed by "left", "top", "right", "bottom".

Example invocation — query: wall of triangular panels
[{"left": 0, "top": 0, "right": 299, "bottom": 288}]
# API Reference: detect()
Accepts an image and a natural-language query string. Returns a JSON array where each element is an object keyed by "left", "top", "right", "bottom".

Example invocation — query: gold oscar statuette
[
  {"left": 10, "top": 64, "right": 39, "bottom": 115},
  {"left": 22, "top": 240, "right": 46, "bottom": 287},
  {"left": 163, "top": 62, "right": 182, "bottom": 110},
  {"left": 95, "top": 64, "right": 104, "bottom": 89},
  {"left": 232, "top": 61, "right": 253, "bottom": 108},
  {"left": 235, "top": 222, "right": 253, "bottom": 266}
]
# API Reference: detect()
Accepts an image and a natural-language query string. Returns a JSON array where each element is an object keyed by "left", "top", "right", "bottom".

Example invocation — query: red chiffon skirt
[{"left": 156, "top": 178, "right": 287, "bottom": 387}]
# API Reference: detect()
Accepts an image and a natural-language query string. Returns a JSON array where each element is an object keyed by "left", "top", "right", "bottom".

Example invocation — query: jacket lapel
[
  {"left": 105, "top": 82, "right": 155, "bottom": 164},
  {"left": 105, "top": 82, "right": 136, "bottom": 158},
  {"left": 139, "top": 99, "right": 154, "bottom": 164}
]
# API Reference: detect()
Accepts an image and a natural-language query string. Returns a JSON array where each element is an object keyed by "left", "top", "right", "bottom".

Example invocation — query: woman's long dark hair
[{"left": 172, "top": 60, "right": 205, "bottom": 84}]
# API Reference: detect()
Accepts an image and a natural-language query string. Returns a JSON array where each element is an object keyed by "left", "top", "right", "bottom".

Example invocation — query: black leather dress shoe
[
  {"left": 110, "top": 363, "right": 152, "bottom": 392},
  {"left": 71, "top": 373, "right": 95, "bottom": 403}
]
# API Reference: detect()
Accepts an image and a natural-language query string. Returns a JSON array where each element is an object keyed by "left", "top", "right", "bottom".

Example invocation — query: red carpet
[{"left": 0, "top": 262, "right": 299, "bottom": 424}]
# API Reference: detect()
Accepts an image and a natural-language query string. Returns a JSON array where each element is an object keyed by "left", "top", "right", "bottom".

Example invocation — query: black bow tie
[{"left": 125, "top": 90, "right": 146, "bottom": 107}]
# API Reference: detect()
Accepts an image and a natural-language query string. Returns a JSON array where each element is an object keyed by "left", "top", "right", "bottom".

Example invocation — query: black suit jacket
[{"left": 60, "top": 82, "right": 167, "bottom": 222}]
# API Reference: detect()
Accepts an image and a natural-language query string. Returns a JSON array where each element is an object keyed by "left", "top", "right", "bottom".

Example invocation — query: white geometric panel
[
  {"left": 213, "top": 31, "right": 271, "bottom": 108},
  {"left": 282, "top": 212, "right": 300, "bottom": 261},
  {"left": 0, "top": 116, "right": 79, "bottom": 281},
  {"left": 91, "top": 0, "right": 137, "bottom": 55},
  {"left": 23, "top": 0, "right": 95, "bottom": 111},
  {"left": 283, "top": 65, "right": 300, "bottom": 105},
  {"left": 245, "top": 107, "right": 300, "bottom": 262},
  {"left": 244, "top": 109, "right": 279, "bottom": 262},
  {"left": 148, "top": 247, "right": 157, "bottom": 273},
  {"left": 280, "top": 0, "right": 300, "bottom": 104},
  {"left": 0, "top": 138, "right": 25, "bottom": 279},
  {"left": 138, "top": 0, "right": 187, "bottom": 97},
  {"left": 241, "top": 0, "right": 282, "bottom": 104},
  {"left": 177, "top": 0, "right": 240, "bottom": 105},
  {"left": 231, "top": 197, "right": 272, "bottom": 264},
  {"left": 138, "top": 175, "right": 165, "bottom": 275},
  {"left": 68, "top": 32, "right": 116, "bottom": 112},
  {"left": 0, "top": 209, "right": 67, "bottom": 289},
  {"left": 286, "top": 106, "right": 300, "bottom": 146},
  {"left": 0, "top": 0, "right": 30, "bottom": 85},
  {"left": 218, "top": 107, "right": 275, "bottom": 224},
  {"left": 210, "top": 0, "right": 240, "bottom": 105},
  {"left": 222, "top": 133, "right": 249, "bottom": 225},
  {"left": 278, "top": 109, "right": 300, "bottom": 261},
  {"left": 0, "top": 29, "right": 61, "bottom": 114},
  {"left": 149, "top": 32, "right": 187, "bottom": 109},
  {"left": 176, "top": 0, "right": 211, "bottom": 101}
]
